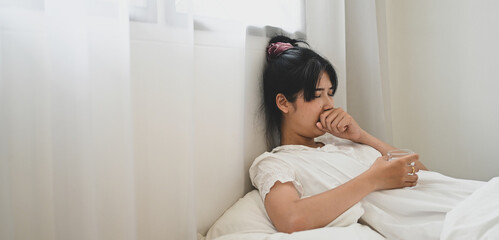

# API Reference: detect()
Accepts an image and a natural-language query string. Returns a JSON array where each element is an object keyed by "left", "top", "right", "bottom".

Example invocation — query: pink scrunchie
[{"left": 267, "top": 42, "right": 294, "bottom": 60}]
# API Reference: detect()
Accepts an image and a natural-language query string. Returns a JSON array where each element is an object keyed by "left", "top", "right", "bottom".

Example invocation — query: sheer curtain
[
  {"left": 0, "top": 0, "right": 136, "bottom": 239},
  {"left": 129, "top": 0, "right": 197, "bottom": 239},
  {"left": 345, "top": 0, "right": 392, "bottom": 144},
  {"left": 1, "top": 0, "right": 345, "bottom": 239}
]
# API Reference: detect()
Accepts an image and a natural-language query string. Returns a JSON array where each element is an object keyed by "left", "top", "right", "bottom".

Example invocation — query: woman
[{"left": 249, "top": 35, "right": 483, "bottom": 239}]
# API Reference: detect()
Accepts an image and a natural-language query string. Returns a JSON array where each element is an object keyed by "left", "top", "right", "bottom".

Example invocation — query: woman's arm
[
  {"left": 356, "top": 130, "right": 428, "bottom": 170},
  {"left": 265, "top": 155, "right": 419, "bottom": 233},
  {"left": 356, "top": 129, "right": 396, "bottom": 156},
  {"left": 317, "top": 108, "right": 428, "bottom": 170},
  {"left": 317, "top": 108, "right": 395, "bottom": 155},
  {"left": 265, "top": 173, "right": 374, "bottom": 233}
]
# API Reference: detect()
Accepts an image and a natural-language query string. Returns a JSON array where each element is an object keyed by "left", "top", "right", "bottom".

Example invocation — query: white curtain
[
  {"left": 344, "top": 0, "right": 392, "bottom": 144},
  {"left": 129, "top": 0, "right": 307, "bottom": 237},
  {"left": 1, "top": 0, "right": 136, "bottom": 239},
  {"left": 2, "top": 0, "right": 340, "bottom": 239}
]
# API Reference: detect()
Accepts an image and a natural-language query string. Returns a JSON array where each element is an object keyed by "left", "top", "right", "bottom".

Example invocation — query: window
[{"left": 129, "top": 0, "right": 305, "bottom": 36}]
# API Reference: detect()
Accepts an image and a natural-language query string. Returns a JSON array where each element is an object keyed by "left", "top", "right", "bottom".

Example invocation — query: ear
[{"left": 276, "top": 93, "right": 290, "bottom": 113}]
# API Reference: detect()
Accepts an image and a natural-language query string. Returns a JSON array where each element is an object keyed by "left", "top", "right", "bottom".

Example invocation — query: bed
[
  {"left": 199, "top": 189, "right": 384, "bottom": 240},
  {"left": 199, "top": 168, "right": 499, "bottom": 240}
]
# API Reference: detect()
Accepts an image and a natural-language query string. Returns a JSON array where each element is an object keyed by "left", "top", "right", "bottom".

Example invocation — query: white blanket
[
  {"left": 441, "top": 177, "right": 499, "bottom": 240},
  {"left": 360, "top": 171, "right": 485, "bottom": 239},
  {"left": 207, "top": 133, "right": 498, "bottom": 239},
  {"left": 211, "top": 224, "right": 384, "bottom": 240},
  {"left": 204, "top": 177, "right": 499, "bottom": 240}
]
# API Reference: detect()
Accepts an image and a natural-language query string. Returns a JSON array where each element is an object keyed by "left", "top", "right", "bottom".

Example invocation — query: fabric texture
[
  {"left": 249, "top": 133, "right": 379, "bottom": 201},
  {"left": 212, "top": 224, "right": 385, "bottom": 240},
  {"left": 250, "top": 154, "right": 305, "bottom": 201},
  {"left": 205, "top": 190, "right": 276, "bottom": 240},
  {"left": 205, "top": 189, "right": 384, "bottom": 240},
  {"left": 440, "top": 177, "right": 499, "bottom": 240},
  {"left": 249, "top": 133, "right": 486, "bottom": 239}
]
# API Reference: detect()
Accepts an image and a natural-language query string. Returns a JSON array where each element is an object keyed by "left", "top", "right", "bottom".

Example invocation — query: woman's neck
[{"left": 280, "top": 130, "right": 323, "bottom": 148}]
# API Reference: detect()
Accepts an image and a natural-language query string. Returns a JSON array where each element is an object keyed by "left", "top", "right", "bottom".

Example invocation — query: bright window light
[{"left": 176, "top": 0, "right": 305, "bottom": 33}]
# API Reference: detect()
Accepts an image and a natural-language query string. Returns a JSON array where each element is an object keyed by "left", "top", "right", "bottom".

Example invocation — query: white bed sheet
[
  {"left": 203, "top": 167, "right": 498, "bottom": 240},
  {"left": 203, "top": 178, "right": 499, "bottom": 240},
  {"left": 211, "top": 224, "right": 384, "bottom": 240},
  {"left": 441, "top": 177, "right": 499, "bottom": 240},
  {"left": 360, "top": 170, "right": 485, "bottom": 239}
]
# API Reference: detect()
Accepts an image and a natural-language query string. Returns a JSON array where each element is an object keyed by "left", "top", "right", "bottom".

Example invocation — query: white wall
[{"left": 382, "top": 0, "right": 499, "bottom": 181}]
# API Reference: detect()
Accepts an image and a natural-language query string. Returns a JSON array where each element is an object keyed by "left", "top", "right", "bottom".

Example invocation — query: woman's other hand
[
  {"left": 366, "top": 154, "right": 420, "bottom": 190},
  {"left": 316, "top": 108, "right": 363, "bottom": 142}
]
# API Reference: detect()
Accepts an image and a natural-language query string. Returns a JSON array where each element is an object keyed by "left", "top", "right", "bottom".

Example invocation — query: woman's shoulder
[
  {"left": 249, "top": 149, "right": 299, "bottom": 174},
  {"left": 249, "top": 151, "right": 282, "bottom": 170}
]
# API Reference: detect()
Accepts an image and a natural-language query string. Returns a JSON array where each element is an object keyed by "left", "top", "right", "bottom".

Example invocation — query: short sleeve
[{"left": 249, "top": 154, "right": 304, "bottom": 201}]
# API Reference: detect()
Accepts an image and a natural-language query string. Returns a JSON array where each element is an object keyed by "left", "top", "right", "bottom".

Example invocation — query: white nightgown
[{"left": 249, "top": 134, "right": 485, "bottom": 240}]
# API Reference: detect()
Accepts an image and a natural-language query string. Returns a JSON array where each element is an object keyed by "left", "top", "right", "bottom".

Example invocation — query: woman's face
[{"left": 286, "top": 72, "right": 335, "bottom": 138}]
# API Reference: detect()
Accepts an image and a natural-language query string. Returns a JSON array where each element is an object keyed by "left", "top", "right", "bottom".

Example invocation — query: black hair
[{"left": 261, "top": 35, "right": 338, "bottom": 150}]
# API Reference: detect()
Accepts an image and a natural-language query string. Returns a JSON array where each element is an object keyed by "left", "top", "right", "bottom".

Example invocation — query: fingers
[
  {"left": 389, "top": 158, "right": 420, "bottom": 187},
  {"left": 406, "top": 165, "right": 418, "bottom": 175},
  {"left": 393, "top": 156, "right": 420, "bottom": 175},
  {"left": 404, "top": 174, "right": 419, "bottom": 187},
  {"left": 320, "top": 108, "right": 348, "bottom": 134},
  {"left": 337, "top": 116, "right": 351, "bottom": 132},
  {"left": 403, "top": 154, "right": 420, "bottom": 174},
  {"left": 316, "top": 122, "right": 327, "bottom": 132},
  {"left": 404, "top": 181, "right": 418, "bottom": 188},
  {"left": 331, "top": 112, "right": 348, "bottom": 133},
  {"left": 405, "top": 173, "right": 418, "bottom": 183},
  {"left": 370, "top": 157, "right": 421, "bottom": 190},
  {"left": 403, "top": 153, "right": 419, "bottom": 165},
  {"left": 323, "top": 109, "right": 340, "bottom": 133},
  {"left": 319, "top": 109, "right": 332, "bottom": 130}
]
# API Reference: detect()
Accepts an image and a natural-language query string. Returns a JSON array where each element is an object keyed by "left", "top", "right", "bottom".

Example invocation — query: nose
[{"left": 323, "top": 95, "right": 334, "bottom": 110}]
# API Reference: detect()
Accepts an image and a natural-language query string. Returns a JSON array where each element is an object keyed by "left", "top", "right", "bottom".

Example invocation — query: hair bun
[{"left": 266, "top": 42, "right": 294, "bottom": 61}]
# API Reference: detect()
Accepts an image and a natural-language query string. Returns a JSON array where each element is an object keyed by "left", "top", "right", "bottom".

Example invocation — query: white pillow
[
  {"left": 213, "top": 224, "right": 385, "bottom": 240},
  {"left": 205, "top": 190, "right": 276, "bottom": 240},
  {"left": 205, "top": 189, "right": 384, "bottom": 240}
]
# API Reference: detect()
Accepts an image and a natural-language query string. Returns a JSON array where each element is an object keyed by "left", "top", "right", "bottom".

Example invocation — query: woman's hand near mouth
[{"left": 316, "top": 108, "right": 364, "bottom": 142}]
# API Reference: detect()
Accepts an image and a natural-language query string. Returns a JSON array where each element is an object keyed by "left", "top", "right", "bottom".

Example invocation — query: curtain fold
[
  {"left": 1, "top": 0, "right": 327, "bottom": 239},
  {"left": 1, "top": 0, "right": 136, "bottom": 239},
  {"left": 129, "top": 2, "right": 197, "bottom": 238},
  {"left": 344, "top": 0, "right": 391, "bottom": 143}
]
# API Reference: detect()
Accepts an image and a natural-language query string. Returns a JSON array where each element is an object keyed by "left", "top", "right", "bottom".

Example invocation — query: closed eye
[{"left": 314, "top": 87, "right": 334, "bottom": 98}]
